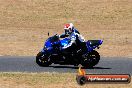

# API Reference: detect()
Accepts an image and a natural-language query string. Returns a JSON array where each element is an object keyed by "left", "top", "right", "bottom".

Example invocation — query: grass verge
[{"left": 0, "top": 72, "right": 131, "bottom": 88}]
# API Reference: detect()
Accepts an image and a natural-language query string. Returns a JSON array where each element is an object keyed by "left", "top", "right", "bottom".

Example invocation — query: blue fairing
[
  {"left": 42, "top": 36, "right": 70, "bottom": 53},
  {"left": 41, "top": 38, "right": 53, "bottom": 53},
  {"left": 60, "top": 38, "right": 69, "bottom": 47},
  {"left": 42, "top": 35, "right": 103, "bottom": 53},
  {"left": 45, "top": 39, "right": 52, "bottom": 48},
  {"left": 44, "top": 38, "right": 70, "bottom": 48}
]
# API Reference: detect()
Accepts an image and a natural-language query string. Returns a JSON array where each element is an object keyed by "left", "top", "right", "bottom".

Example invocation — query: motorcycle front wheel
[{"left": 36, "top": 52, "right": 52, "bottom": 67}]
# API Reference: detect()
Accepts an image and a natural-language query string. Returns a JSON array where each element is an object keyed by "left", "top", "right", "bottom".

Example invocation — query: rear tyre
[
  {"left": 36, "top": 52, "right": 52, "bottom": 67},
  {"left": 81, "top": 50, "right": 100, "bottom": 68}
]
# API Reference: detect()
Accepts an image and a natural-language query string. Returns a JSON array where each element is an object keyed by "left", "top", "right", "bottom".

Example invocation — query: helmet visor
[{"left": 64, "top": 29, "right": 70, "bottom": 35}]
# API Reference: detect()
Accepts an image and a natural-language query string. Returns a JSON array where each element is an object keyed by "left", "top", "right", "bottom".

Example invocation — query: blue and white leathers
[{"left": 60, "top": 28, "right": 85, "bottom": 49}]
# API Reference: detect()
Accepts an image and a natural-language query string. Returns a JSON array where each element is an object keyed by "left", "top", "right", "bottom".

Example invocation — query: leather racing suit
[{"left": 59, "top": 28, "right": 85, "bottom": 49}]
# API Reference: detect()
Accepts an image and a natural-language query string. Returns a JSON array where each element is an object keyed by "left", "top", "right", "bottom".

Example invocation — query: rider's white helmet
[{"left": 64, "top": 23, "right": 74, "bottom": 35}]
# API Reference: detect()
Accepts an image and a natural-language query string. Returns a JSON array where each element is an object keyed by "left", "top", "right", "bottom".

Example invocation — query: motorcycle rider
[{"left": 59, "top": 23, "right": 85, "bottom": 50}]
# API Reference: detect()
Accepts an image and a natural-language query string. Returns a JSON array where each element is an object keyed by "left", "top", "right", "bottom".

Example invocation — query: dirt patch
[
  {"left": 0, "top": 0, "right": 131, "bottom": 57},
  {"left": 0, "top": 72, "right": 131, "bottom": 88}
]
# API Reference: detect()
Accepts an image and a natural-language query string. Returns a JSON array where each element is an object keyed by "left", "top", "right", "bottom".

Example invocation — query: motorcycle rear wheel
[{"left": 81, "top": 50, "right": 100, "bottom": 68}]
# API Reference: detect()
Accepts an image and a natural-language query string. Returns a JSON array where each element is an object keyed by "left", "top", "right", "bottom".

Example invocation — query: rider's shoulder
[{"left": 73, "top": 28, "right": 80, "bottom": 34}]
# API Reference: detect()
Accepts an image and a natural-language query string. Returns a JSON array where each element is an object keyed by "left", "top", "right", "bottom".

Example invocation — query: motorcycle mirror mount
[{"left": 48, "top": 32, "right": 49, "bottom": 36}]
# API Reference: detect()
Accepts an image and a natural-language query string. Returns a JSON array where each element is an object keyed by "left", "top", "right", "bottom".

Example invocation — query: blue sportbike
[{"left": 36, "top": 34, "right": 103, "bottom": 68}]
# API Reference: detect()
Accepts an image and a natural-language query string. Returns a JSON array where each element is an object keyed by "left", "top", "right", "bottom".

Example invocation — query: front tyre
[
  {"left": 82, "top": 50, "right": 100, "bottom": 68},
  {"left": 36, "top": 52, "right": 52, "bottom": 67}
]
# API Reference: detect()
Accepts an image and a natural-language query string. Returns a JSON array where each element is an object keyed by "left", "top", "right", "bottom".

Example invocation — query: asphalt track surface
[{"left": 0, "top": 56, "right": 132, "bottom": 75}]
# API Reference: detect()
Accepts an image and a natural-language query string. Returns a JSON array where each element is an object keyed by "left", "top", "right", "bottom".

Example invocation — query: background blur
[{"left": 0, "top": 0, "right": 131, "bottom": 57}]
